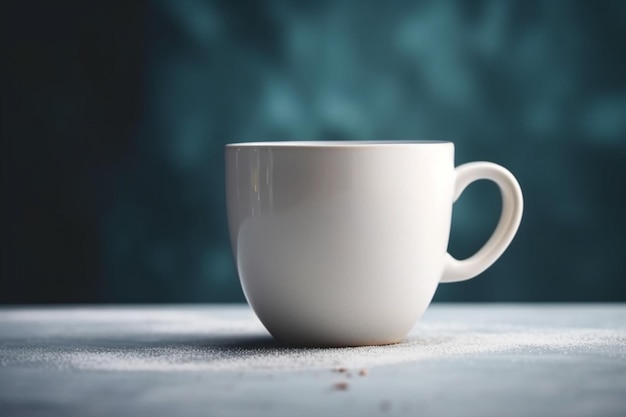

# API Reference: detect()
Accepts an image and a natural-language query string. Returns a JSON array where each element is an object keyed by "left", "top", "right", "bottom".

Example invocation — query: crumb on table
[{"left": 334, "top": 381, "right": 350, "bottom": 391}]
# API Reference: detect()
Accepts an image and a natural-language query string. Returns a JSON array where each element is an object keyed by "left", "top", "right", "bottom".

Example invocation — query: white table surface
[{"left": 1, "top": 304, "right": 625, "bottom": 417}]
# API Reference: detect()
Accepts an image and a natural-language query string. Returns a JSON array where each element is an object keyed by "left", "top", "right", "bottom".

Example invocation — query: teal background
[{"left": 2, "top": 1, "right": 625, "bottom": 303}]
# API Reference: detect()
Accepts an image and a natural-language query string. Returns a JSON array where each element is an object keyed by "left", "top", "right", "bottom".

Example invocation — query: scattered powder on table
[{"left": 1, "top": 308, "right": 625, "bottom": 372}]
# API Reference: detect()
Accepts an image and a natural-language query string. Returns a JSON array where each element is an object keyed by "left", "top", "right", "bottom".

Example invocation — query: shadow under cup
[{"left": 225, "top": 141, "right": 523, "bottom": 347}]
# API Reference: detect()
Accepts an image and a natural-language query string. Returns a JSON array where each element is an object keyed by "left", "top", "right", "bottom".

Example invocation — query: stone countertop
[{"left": 1, "top": 304, "right": 625, "bottom": 417}]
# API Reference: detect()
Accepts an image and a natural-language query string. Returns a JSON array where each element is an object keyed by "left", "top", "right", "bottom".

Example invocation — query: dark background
[{"left": 2, "top": 0, "right": 625, "bottom": 304}]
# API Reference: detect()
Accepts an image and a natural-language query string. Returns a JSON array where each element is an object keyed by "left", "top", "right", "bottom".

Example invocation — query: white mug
[{"left": 226, "top": 141, "right": 523, "bottom": 347}]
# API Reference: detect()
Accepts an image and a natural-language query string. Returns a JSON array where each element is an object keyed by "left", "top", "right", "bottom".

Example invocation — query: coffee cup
[{"left": 226, "top": 141, "right": 523, "bottom": 347}]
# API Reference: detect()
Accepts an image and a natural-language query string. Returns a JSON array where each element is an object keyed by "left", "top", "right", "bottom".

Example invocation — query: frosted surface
[{"left": 1, "top": 305, "right": 625, "bottom": 417}]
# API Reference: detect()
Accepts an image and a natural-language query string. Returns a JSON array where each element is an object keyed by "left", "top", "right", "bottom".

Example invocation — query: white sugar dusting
[{"left": 2, "top": 307, "right": 625, "bottom": 372}]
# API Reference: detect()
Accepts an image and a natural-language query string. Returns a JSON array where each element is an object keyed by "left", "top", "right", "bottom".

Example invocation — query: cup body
[{"left": 226, "top": 141, "right": 456, "bottom": 346}]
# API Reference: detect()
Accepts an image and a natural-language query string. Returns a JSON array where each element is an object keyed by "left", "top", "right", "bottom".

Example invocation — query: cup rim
[{"left": 225, "top": 140, "right": 452, "bottom": 148}]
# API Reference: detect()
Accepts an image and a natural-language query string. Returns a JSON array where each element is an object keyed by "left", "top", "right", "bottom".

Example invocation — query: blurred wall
[{"left": 2, "top": 0, "right": 625, "bottom": 303}]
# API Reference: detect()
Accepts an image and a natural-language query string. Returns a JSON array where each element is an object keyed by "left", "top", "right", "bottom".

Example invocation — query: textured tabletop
[{"left": 0, "top": 304, "right": 625, "bottom": 417}]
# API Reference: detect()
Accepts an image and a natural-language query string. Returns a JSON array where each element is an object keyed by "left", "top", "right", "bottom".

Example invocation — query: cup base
[{"left": 272, "top": 335, "right": 404, "bottom": 348}]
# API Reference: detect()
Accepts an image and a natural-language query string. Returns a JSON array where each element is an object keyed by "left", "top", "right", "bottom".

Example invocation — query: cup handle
[{"left": 441, "top": 162, "right": 524, "bottom": 283}]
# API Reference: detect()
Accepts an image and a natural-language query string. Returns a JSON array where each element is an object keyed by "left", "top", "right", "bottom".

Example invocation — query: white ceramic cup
[{"left": 226, "top": 141, "right": 523, "bottom": 347}]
